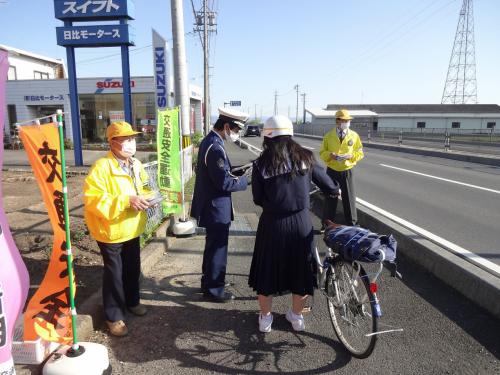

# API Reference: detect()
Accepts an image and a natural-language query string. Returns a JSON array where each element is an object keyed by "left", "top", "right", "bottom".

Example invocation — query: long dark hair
[{"left": 257, "top": 135, "right": 314, "bottom": 178}]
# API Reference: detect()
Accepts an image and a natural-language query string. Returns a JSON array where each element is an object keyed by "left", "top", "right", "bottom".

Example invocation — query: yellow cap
[
  {"left": 106, "top": 121, "right": 141, "bottom": 141},
  {"left": 335, "top": 109, "right": 353, "bottom": 121}
]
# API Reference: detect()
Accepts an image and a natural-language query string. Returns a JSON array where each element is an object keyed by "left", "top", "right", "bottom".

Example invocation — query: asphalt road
[
  {"left": 75, "top": 138, "right": 500, "bottom": 374},
  {"left": 240, "top": 135, "right": 500, "bottom": 269}
]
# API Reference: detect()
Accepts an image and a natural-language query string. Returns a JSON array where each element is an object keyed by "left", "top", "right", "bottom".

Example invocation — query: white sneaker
[
  {"left": 286, "top": 310, "right": 305, "bottom": 331},
  {"left": 259, "top": 313, "right": 273, "bottom": 333}
]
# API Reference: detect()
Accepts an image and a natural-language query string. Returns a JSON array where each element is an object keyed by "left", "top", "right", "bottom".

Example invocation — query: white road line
[
  {"left": 238, "top": 140, "right": 500, "bottom": 277},
  {"left": 303, "top": 146, "right": 315, "bottom": 150},
  {"left": 380, "top": 163, "right": 500, "bottom": 195},
  {"left": 357, "top": 197, "right": 500, "bottom": 278}
]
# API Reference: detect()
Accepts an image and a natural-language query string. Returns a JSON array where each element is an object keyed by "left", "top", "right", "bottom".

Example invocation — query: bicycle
[{"left": 310, "top": 226, "right": 403, "bottom": 358}]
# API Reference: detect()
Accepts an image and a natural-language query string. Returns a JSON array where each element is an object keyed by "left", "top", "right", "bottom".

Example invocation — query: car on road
[{"left": 244, "top": 125, "right": 261, "bottom": 137}]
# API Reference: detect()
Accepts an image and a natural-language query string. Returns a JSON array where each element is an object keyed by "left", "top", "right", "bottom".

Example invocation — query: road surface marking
[
  {"left": 380, "top": 164, "right": 500, "bottom": 195},
  {"left": 357, "top": 197, "right": 500, "bottom": 278},
  {"left": 303, "top": 146, "right": 315, "bottom": 150}
]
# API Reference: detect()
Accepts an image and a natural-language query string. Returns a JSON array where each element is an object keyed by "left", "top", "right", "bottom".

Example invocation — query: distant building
[
  {"left": 307, "top": 104, "right": 500, "bottom": 131},
  {"left": 0, "top": 44, "right": 66, "bottom": 81}
]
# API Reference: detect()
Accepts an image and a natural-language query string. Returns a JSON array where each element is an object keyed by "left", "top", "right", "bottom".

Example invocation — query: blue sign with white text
[
  {"left": 56, "top": 24, "right": 135, "bottom": 47},
  {"left": 54, "top": 0, "right": 135, "bottom": 20}
]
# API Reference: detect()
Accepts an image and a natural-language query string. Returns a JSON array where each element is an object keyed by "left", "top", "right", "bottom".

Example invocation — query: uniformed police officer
[
  {"left": 190, "top": 107, "right": 250, "bottom": 302},
  {"left": 319, "top": 109, "right": 364, "bottom": 227}
]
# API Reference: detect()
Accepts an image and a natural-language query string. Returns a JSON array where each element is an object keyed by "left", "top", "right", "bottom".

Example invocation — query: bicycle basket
[{"left": 323, "top": 226, "right": 397, "bottom": 263}]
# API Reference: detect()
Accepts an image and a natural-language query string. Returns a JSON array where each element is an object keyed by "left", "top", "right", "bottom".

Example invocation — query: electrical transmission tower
[
  {"left": 191, "top": 0, "right": 217, "bottom": 133},
  {"left": 441, "top": 0, "right": 477, "bottom": 104}
]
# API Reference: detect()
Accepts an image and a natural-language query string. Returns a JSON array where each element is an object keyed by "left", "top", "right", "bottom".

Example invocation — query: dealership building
[
  {"left": 2, "top": 44, "right": 203, "bottom": 144},
  {"left": 5, "top": 76, "right": 203, "bottom": 143}
]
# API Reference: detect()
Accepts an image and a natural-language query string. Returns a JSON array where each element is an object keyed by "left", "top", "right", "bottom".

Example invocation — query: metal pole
[
  {"left": 56, "top": 110, "right": 79, "bottom": 352},
  {"left": 203, "top": 0, "right": 210, "bottom": 134},
  {"left": 398, "top": 130, "right": 403, "bottom": 145},
  {"left": 295, "top": 84, "right": 299, "bottom": 124},
  {"left": 301, "top": 93, "right": 306, "bottom": 124},
  {"left": 64, "top": 28, "right": 83, "bottom": 166},
  {"left": 120, "top": 20, "right": 133, "bottom": 125},
  {"left": 171, "top": 0, "right": 191, "bottom": 146}
]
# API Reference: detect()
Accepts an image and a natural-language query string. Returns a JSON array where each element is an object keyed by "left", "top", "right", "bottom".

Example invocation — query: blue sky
[{"left": 1, "top": 0, "right": 499, "bottom": 118}]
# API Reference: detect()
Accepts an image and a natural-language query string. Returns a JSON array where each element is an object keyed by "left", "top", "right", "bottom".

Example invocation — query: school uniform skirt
[{"left": 248, "top": 209, "right": 317, "bottom": 296}]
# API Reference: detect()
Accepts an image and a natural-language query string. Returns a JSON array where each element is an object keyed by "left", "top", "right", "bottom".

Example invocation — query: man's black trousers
[
  {"left": 97, "top": 237, "right": 141, "bottom": 322},
  {"left": 323, "top": 168, "right": 358, "bottom": 226}
]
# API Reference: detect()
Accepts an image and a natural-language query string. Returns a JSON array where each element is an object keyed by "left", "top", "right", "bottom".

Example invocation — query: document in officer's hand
[{"left": 231, "top": 162, "right": 253, "bottom": 177}]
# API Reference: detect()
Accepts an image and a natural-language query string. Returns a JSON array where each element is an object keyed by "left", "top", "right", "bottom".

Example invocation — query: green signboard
[{"left": 157, "top": 107, "right": 182, "bottom": 214}]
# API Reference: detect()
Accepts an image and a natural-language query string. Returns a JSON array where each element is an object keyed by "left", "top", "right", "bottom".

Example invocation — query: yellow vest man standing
[
  {"left": 84, "top": 121, "right": 151, "bottom": 336},
  {"left": 319, "top": 109, "right": 364, "bottom": 227}
]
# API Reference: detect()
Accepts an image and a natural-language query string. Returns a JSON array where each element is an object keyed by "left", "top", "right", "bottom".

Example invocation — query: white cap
[
  {"left": 263, "top": 115, "right": 294, "bottom": 138},
  {"left": 218, "top": 107, "right": 249, "bottom": 129}
]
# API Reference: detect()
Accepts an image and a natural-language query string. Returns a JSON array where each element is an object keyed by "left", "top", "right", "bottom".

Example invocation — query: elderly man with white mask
[{"left": 319, "top": 109, "right": 364, "bottom": 228}]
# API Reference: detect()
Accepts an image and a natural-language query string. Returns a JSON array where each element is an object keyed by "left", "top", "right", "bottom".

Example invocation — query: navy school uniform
[
  {"left": 190, "top": 130, "right": 248, "bottom": 297},
  {"left": 248, "top": 161, "right": 339, "bottom": 296}
]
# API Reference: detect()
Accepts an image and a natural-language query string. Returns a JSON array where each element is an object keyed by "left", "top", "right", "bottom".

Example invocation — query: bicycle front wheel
[{"left": 326, "top": 260, "right": 378, "bottom": 358}]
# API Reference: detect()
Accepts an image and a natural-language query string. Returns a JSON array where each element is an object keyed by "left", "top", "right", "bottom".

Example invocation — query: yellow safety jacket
[
  {"left": 319, "top": 129, "right": 364, "bottom": 171},
  {"left": 83, "top": 152, "right": 150, "bottom": 243}
]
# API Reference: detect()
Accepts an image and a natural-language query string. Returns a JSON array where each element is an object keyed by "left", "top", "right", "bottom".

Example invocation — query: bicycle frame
[{"left": 313, "top": 246, "right": 385, "bottom": 317}]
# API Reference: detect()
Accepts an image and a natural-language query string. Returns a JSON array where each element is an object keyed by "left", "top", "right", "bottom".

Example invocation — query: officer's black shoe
[{"left": 203, "top": 291, "right": 235, "bottom": 303}]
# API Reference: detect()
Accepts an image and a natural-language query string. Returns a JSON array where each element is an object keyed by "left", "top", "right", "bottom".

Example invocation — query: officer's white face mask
[
  {"left": 340, "top": 121, "right": 351, "bottom": 131},
  {"left": 120, "top": 138, "right": 136, "bottom": 156},
  {"left": 225, "top": 127, "right": 240, "bottom": 142}
]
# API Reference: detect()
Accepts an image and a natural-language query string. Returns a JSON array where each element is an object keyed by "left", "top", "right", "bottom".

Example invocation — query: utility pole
[
  {"left": 294, "top": 84, "right": 299, "bottom": 124},
  {"left": 171, "top": 0, "right": 190, "bottom": 146},
  {"left": 301, "top": 93, "right": 306, "bottom": 124},
  {"left": 203, "top": 0, "right": 210, "bottom": 133},
  {"left": 254, "top": 104, "right": 257, "bottom": 121},
  {"left": 274, "top": 90, "right": 278, "bottom": 115},
  {"left": 193, "top": 0, "right": 216, "bottom": 134}
]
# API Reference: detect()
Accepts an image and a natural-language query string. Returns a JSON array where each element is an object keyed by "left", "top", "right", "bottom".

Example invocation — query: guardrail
[{"left": 237, "top": 138, "right": 262, "bottom": 156}]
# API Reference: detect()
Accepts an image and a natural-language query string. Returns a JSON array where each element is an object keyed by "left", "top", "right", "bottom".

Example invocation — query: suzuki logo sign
[{"left": 95, "top": 79, "right": 135, "bottom": 93}]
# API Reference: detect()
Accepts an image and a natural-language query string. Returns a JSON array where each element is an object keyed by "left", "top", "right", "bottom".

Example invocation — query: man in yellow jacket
[
  {"left": 84, "top": 121, "right": 152, "bottom": 336},
  {"left": 319, "top": 109, "right": 364, "bottom": 227}
]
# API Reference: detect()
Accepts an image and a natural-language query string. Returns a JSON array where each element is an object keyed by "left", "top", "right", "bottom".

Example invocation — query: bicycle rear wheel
[{"left": 326, "top": 260, "right": 377, "bottom": 358}]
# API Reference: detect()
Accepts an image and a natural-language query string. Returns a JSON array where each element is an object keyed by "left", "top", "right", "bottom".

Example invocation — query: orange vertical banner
[{"left": 19, "top": 123, "right": 74, "bottom": 344}]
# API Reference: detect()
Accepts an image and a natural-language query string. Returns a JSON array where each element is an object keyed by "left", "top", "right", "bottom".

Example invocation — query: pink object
[{"left": 0, "top": 50, "right": 30, "bottom": 372}]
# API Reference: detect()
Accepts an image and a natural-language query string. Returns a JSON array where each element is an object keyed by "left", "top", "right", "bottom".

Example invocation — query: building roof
[
  {"left": 325, "top": 104, "right": 500, "bottom": 114},
  {"left": 306, "top": 107, "right": 377, "bottom": 118},
  {"left": 0, "top": 44, "right": 64, "bottom": 65}
]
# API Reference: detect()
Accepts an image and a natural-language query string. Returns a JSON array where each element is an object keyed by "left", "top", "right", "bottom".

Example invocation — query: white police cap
[{"left": 218, "top": 107, "right": 249, "bottom": 129}]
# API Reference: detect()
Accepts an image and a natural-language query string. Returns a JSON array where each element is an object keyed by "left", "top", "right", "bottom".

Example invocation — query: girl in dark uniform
[{"left": 249, "top": 115, "right": 340, "bottom": 333}]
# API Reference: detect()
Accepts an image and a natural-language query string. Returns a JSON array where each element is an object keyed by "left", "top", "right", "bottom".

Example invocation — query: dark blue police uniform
[{"left": 191, "top": 130, "right": 248, "bottom": 297}]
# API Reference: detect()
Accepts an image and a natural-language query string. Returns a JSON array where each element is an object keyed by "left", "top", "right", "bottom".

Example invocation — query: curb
[
  {"left": 76, "top": 219, "right": 178, "bottom": 339},
  {"left": 311, "top": 193, "right": 500, "bottom": 320}
]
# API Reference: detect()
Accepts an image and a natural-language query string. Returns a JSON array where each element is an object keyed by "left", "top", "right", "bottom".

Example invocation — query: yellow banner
[{"left": 19, "top": 123, "right": 74, "bottom": 344}]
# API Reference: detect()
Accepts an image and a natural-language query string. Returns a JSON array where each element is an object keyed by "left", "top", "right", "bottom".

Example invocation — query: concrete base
[
  {"left": 172, "top": 218, "right": 196, "bottom": 236},
  {"left": 42, "top": 342, "right": 110, "bottom": 375}
]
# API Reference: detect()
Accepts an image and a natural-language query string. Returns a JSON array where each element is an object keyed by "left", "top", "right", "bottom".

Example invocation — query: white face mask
[
  {"left": 226, "top": 129, "right": 240, "bottom": 142},
  {"left": 340, "top": 121, "right": 351, "bottom": 131},
  {"left": 121, "top": 138, "right": 136, "bottom": 156}
]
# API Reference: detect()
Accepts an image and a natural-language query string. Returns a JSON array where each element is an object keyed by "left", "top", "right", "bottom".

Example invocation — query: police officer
[
  {"left": 191, "top": 107, "right": 250, "bottom": 302},
  {"left": 319, "top": 109, "right": 364, "bottom": 227}
]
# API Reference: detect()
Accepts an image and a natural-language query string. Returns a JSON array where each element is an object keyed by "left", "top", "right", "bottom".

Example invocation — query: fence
[
  {"left": 142, "top": 160, "right": 169, "bottom": 238},
  {"left": 294, "top": 123, "right": 500, "bottom": 155}
]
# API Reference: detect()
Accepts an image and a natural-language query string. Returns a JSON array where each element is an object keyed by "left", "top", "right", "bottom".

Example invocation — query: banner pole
[
  {"left": 178, "top": 107, "right": 186, "bottom": 221},
  {"left": 56, "top": 109, "right": 80, "bottom": 352}
]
